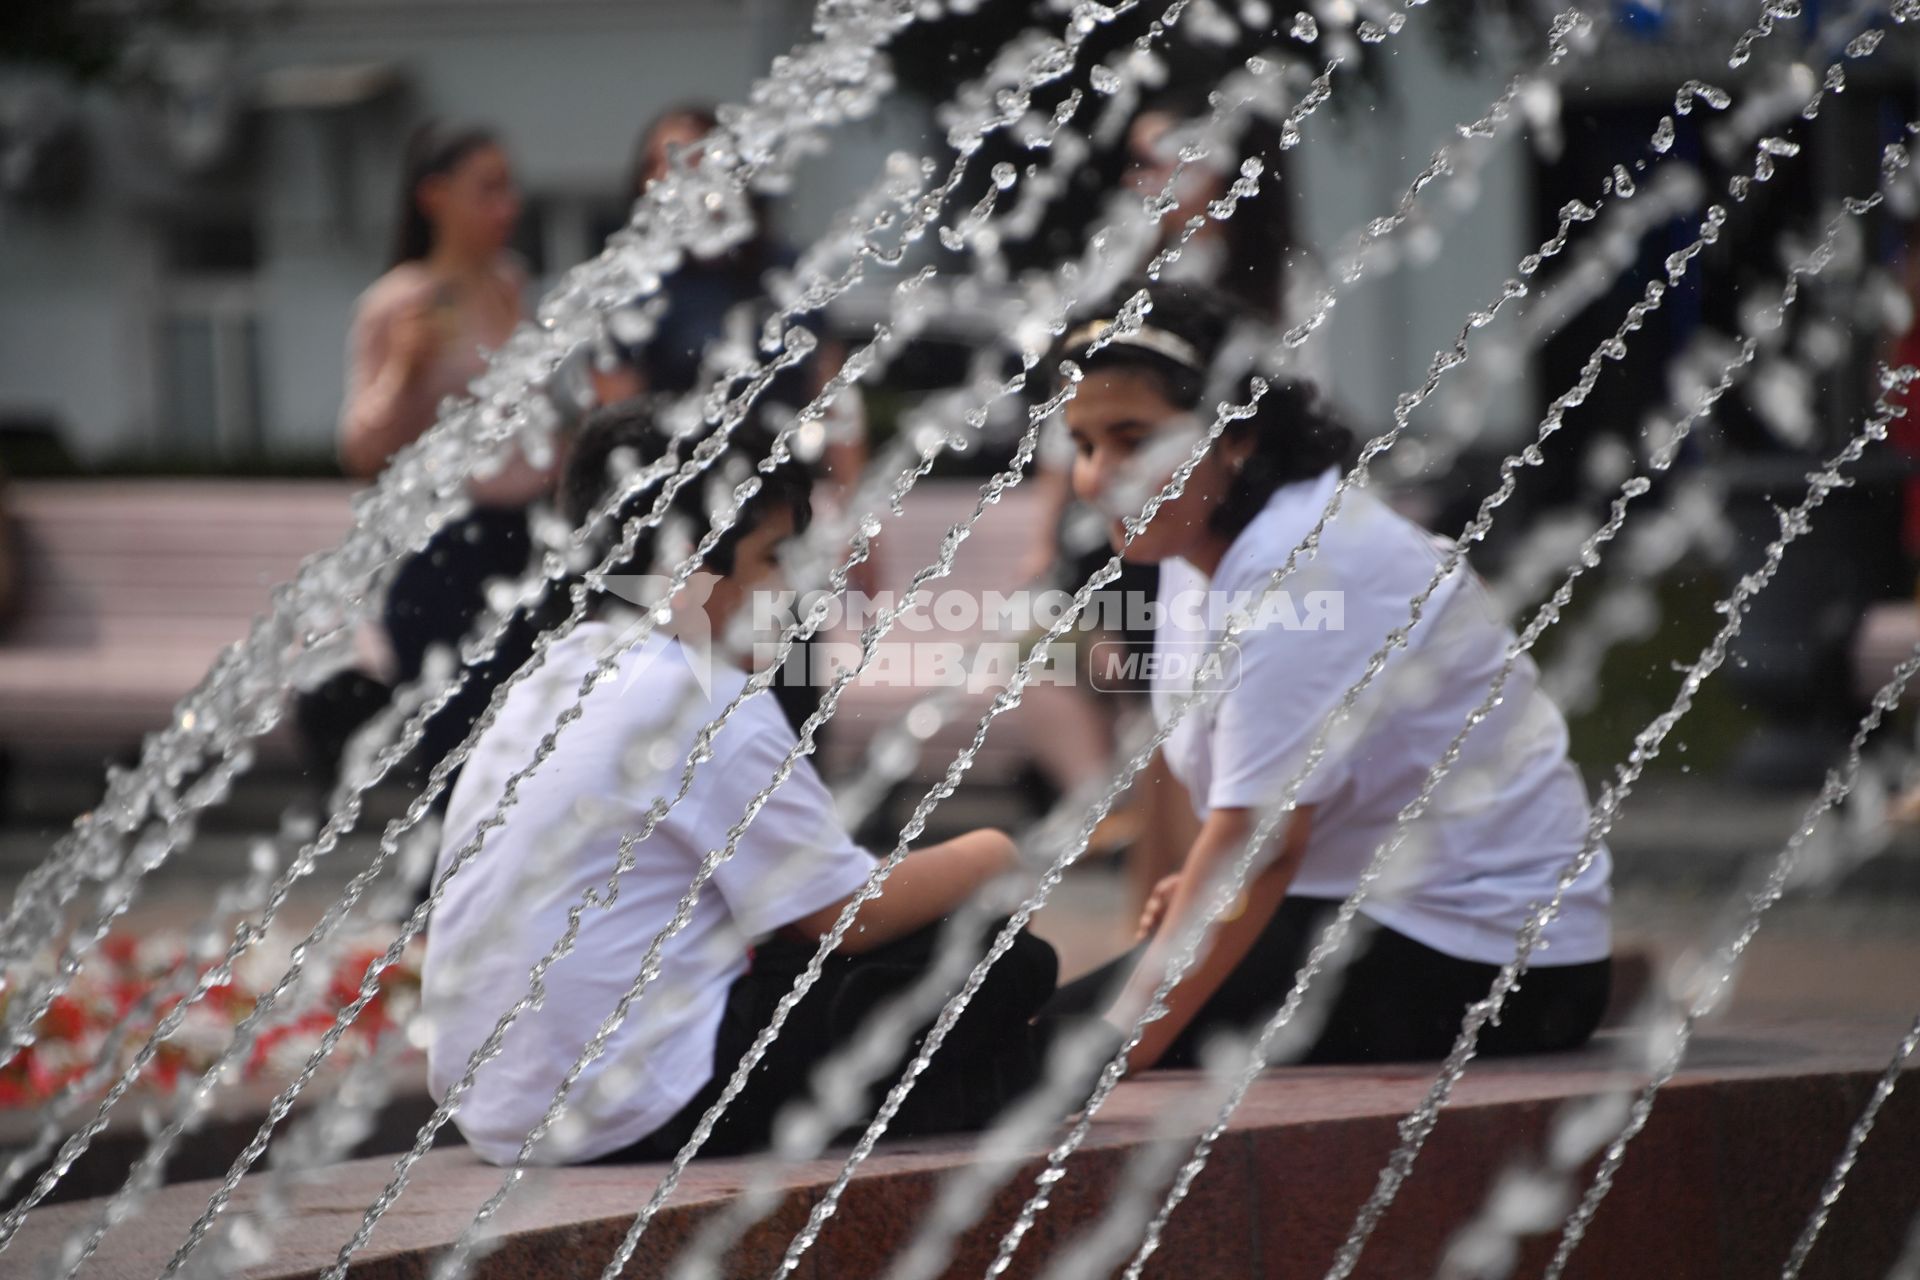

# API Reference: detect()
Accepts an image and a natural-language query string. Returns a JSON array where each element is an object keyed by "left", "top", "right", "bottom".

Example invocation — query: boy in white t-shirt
[{"left": 423, "top": 401, "right": 1056, "bottom": 1165}]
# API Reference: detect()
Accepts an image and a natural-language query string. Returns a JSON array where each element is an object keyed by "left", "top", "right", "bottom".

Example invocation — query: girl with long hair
[
  {"left": 1043, "top": 282, "right": 1612, "bottom": 1068},
  {"left": 325, "top": 121, "right": 552, "bottom": 785}
]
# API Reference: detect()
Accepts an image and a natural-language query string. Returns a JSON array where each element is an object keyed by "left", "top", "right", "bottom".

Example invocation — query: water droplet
[
  {"left": 1847, "top": 28, "right": 1885, "bottom": 56},
  {"left": 1674, "top": 80, "right": 1731, "bottom": 115},
  {"left": 1652, "top": 115, "right": 1676, "bottom": 153},
  {"left": 1290, "top": 10, "right": 1319, "bottom": 39},
  {"left": 1612, "top": 165, "right": 1636, "bottom": 198},
  {"left": 1885, "top": 143, "right": 1912, "bottom": 184},
  {"left": 1090, "top": 65, "right": 1121, "bottom": 94}
]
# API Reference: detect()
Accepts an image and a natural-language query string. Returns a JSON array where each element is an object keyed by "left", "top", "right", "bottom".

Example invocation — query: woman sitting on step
[{"left": 1041, "top": 281, "right": 1613, "bottom": 1068}]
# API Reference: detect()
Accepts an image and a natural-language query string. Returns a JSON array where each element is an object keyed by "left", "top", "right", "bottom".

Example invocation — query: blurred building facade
[
  {"left": 6, "top": 1, "right": 1920, "bottom": 793},
  {"left": 2, "top": 0, "right": 1910, "bottom": 479},
  {"left": 0, "top": 0, "right": 934, "bottom": 466},
  {"left": 0, "top": 0, "right": 1554, "bottom": 470}
]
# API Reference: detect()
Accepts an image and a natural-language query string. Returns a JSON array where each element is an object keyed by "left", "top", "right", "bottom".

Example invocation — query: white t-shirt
[
  {"left": 1150, "top": 467, "right": 1611, "bottom": 966},
  {"left": 423, "top": 624, "right": 878, "bottom": 1164}
]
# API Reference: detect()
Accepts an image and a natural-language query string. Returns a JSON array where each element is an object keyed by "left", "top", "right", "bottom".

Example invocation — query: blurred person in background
[
  {"left": 339, "top": 123, "right": 532, "bottom": 485},
  {"left": 1884, "top": 244, "right": 1920, "bottom": 567},
  {"left": 1872, "top": 244, "right": 1920, "bottom": 821},
  {"left": 1115, "top": 95, "right": 1318, "bottom": 323},
  {"left": 302, "top": 122, "right": 556, "bottom": 796},
  {"left": 0, "top": 460, "right": 16, "bottom": 629},
  {"left": 594, "top": 104, "right": 868, "bottom": 499},
  {"left": 0, "top": 461, "right": 12, "bottom": 814},
  {"left": 598, "top": 104, "right": 871, "bottom": 740}
]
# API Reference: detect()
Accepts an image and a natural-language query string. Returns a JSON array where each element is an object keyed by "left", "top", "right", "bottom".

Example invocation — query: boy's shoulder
[{"left": 585, "top": 626, "right": 772, "bottom": 726}]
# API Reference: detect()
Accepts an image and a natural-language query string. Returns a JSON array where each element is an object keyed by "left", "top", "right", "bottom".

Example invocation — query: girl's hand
[
  {"left": 1893, "top": 782, "right": 1920, "bottom": 827},
  {"left": 1135, "top": 873, "right": 1182, "bottom": 942},
  {"left": 388, "top": 296, "right": 442, "bottom": 378}
]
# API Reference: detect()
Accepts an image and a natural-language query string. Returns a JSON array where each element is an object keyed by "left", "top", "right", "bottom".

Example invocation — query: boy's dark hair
[
  {"left": 1052, "top": 279, "right": 1353, "bottom": 540},
  {"left": 562, "top": 399, "right": 813, "bottom": 583}
]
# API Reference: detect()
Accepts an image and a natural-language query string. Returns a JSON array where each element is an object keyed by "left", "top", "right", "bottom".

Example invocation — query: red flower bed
[{"left": 0, "top": 933, "right": 423, "bottom": 1109}]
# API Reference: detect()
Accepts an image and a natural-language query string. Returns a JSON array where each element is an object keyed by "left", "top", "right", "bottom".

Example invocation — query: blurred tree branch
[{"left": 1, "top": 0, "right": 248, "bottom": 81}]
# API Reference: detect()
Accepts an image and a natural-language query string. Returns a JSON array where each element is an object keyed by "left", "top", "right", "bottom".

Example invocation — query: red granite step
[{"left": 8, "top": 1019, "right": 1916, "bottom": 1279}]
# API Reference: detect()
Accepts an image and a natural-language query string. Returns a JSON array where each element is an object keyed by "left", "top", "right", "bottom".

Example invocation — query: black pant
[
  {"left": 383, "top": 506, "right": 541, "bottom": 785},
  {"left": 1043, "top": 896, "right": 1610, "bottom": 1067},
  {"left": 596, "top": 920, "right": 1059, "bottom": 1162},
  {"left": 291, "top": 507, "right": 536, "bottom": 793}
]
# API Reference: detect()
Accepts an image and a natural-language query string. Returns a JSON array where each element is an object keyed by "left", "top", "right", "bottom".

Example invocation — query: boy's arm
[{"left": 776, "top": 828, "right": 1018, "bottom": 954}]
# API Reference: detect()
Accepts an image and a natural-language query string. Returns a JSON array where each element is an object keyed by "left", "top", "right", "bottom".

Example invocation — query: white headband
[{"left": 1064, "top": 318, "right": 1204, "bottom": 372}]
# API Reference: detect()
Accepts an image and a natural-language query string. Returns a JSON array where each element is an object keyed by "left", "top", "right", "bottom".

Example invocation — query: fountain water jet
[
  {"left": 303, "top": 40, "right": 1351, "bottom": 1280},
  {"left": 1322, "top": 369, "right": 1917, "bottom": 1279},
  {"left": 1779, "top": 1011, "right": 1920, "bottom": 1278},
  {"left": 1521, "top": 644, "right": 1920, "bottom": 1280},
  {"left": 301, "top": 55, "right": 1317, "bottom": 1280},
  {"left": 0, "top": 0, "right": 938, "bottom": 1023},
  {"left": 6, "top": 0, "right": 1911, "bottom": 1276},
  {"left": 14, "top": 0, "right": 1173, "bottom": 1254},
  {"left": 1128, "top": 145, "right": 1907, "bottom": 1280}
]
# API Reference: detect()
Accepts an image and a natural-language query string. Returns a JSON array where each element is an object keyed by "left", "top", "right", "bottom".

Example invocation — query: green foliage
[
  {"left": 1547, "top": 562, "right": 1763, "bottom": 779},
  {"left": 0, "top": 0, "right": 229, "bottom": 81}
]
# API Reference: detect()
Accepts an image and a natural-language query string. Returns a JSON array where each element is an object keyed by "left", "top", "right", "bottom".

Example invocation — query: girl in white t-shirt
[
  {"left": 424, "top": 402, "right": 1056, "bottom": 1165},
  {"left": 1040, "top": 282, "right": 1612, "bottom": 1069}
]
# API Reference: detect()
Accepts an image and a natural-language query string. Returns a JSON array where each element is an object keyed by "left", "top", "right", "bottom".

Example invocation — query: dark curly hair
[
  {"left": 561, "top": 399, "right": 813, "bottom": 586},
  {"left": 1053, "top": 279, "right": 1353, "bottom": 540}
]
